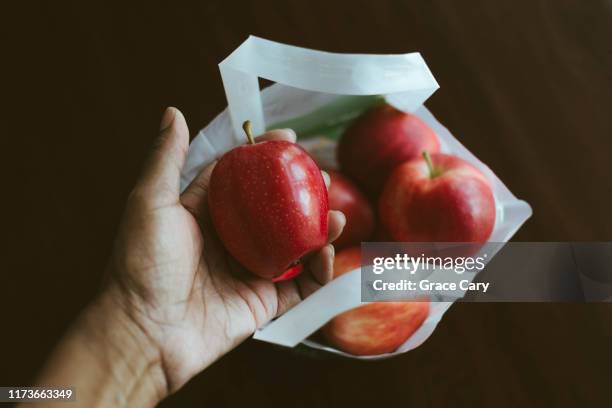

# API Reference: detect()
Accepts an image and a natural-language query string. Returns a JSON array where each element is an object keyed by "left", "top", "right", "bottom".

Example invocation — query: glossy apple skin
[
  {"left": 208, "top": 140, "right": 328, "bottom": 280},
  {"left": 338, "top": 103, "right": 440, "bottom": 195},
  {"left": 327, "top": 170, "right": 375, "bottom": 249},
  {"left": 322, "top": 247, "right": 429, "bottom": 356},
  {"left": 379, "top": 153, "right": 495, "bottom": 243}
]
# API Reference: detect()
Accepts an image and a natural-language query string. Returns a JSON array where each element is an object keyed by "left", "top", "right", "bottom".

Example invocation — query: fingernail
[
  {"left": 333, "top": 210, "right": 346, "bottom": 227},
  {"left": 282, "top": 128, "right": 297, "bottom": 140},
  {"left": 321, "top": 170, "right": 330, "bottom": 188},
  {"left": 160, "top": 107, "right": 176, "bottom": 131}
]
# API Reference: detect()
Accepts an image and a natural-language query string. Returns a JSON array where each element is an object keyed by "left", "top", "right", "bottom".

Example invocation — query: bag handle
[{"left": 219, "top": 36, "right": 439, "bottom": 140}]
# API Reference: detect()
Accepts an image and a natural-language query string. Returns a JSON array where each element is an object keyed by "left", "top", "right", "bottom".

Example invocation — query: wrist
[
  {"left": 34, "top": 283, "right": 169, "bottom": 407},
  {"left": 80, "top": 283, "right": 168, "bottom": 405}
]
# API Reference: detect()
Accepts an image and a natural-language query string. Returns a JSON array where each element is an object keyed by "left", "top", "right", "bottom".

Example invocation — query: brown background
[{"left": 3, "top": 0, "right": 612, "bottom": 406}]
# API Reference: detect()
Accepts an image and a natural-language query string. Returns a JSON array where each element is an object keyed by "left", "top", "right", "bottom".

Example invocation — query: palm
[{"left": 114, "top": 200, "right": 293, "bottom": 390}]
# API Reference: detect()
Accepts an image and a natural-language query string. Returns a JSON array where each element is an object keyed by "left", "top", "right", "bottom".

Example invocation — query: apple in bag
[
  {"left": 327, "top": 170, "right": 374, "bottom": 249},
  {"left": 379, "top": 152, "right": 495, "bottom": 243},
  {"left": 338, "top": 103, "right": 440, "bottom": 195},
  {"left": 322, "top": 247, "right": 430, "bottom": 356}
]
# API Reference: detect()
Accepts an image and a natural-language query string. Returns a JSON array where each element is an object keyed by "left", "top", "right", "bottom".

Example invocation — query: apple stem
[
  {"left": 422, "top": 150, "right": 439, "bottom": 178},
  {"left": 242, "top": 120, "right": 255, "bottom": 145}
]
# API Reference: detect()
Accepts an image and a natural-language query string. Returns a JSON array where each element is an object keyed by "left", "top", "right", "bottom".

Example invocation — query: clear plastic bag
[{"left": 180, "top": 36, "right": 532, "bottom": 359}]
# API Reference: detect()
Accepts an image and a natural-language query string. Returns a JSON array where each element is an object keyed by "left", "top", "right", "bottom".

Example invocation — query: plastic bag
[{"left": 180, "top": 36, "right": 532, "bottom": 359}]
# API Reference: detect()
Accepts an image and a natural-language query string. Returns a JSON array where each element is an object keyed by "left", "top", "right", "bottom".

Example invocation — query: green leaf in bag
[{"left": 266, "top": 95, "right": 385, "bottom": 140}]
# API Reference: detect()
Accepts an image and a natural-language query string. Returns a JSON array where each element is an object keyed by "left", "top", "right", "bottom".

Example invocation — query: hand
[{"left": 107, "top": 107, "right": 345, "bottom": 396}]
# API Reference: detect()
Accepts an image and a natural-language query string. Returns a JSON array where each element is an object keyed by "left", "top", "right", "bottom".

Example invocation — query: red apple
[
  {"left": 327, "top": 170, "right": 375, "bottom": 249},
  {"left": 338, "top": 103, "right": 440, "bottom": 195},
  {"left": 379, "top": 152, "right": 495, "bottom": 243},
  {"left": 322, "top": 247, "right": 429, "bottom": 356},
  {"left": 208, "top": 124, "right": 328, "bottom": 281}
]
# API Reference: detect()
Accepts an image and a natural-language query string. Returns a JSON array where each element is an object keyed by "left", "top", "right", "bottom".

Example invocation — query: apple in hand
[
  {"left": 338, "top": 103, "right": 440, "bottom": 195},
  {"left": 379, "top": 152, "right": 496, "bottom": 243},
  {"left": 208, "top": 122, "right": 328, "bottom": 281},
  {"left": 327, "top": 170, "right": 374, "bottom": 249},
  {"left": 322, "top": 247, "right": 429, "bottom": 356}
]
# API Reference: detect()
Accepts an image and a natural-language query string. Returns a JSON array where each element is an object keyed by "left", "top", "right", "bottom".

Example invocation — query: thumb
[{"left": 132, "top": 107, "right": 189, "bottom": 208}]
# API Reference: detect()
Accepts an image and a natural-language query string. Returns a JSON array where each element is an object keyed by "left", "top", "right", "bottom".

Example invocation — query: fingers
[
  {"left": 327, "top": 210, "right": 346, "bottom": 244},
  {"left": 274, "top": 279, "right": 302, "bottom": 316},
  {"left": 288, "top": 211, "right": 344, "bottom": 305},
  {"left": 131, "top": 107, "right": 189, "bottom": 208},
  {"left": 180, "top": 161, "right": 216, "bottom": 222},
  {"left": 274, "top": 243, "right": 334, "bottom": 316},
  {"left": 257, "top": 128, "right": 296, "bottom": 143},
  {"left": 180, "top": 128, "right": 296, "bottom": 221},
  {"left": 306, "top": 244, "right": 335, "bottom": 285},
  {"left": 266, "top": 211, "right": 344, "bottom": 316}
]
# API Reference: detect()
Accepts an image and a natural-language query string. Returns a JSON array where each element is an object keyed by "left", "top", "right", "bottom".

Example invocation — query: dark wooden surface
[{"left": 3, "top": 0, "right": 612, "bottom": 406}]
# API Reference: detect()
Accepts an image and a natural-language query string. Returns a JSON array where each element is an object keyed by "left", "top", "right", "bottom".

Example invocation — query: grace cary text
[{"left": 372, "top": 279, "right": 490, "bottom": 293}]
